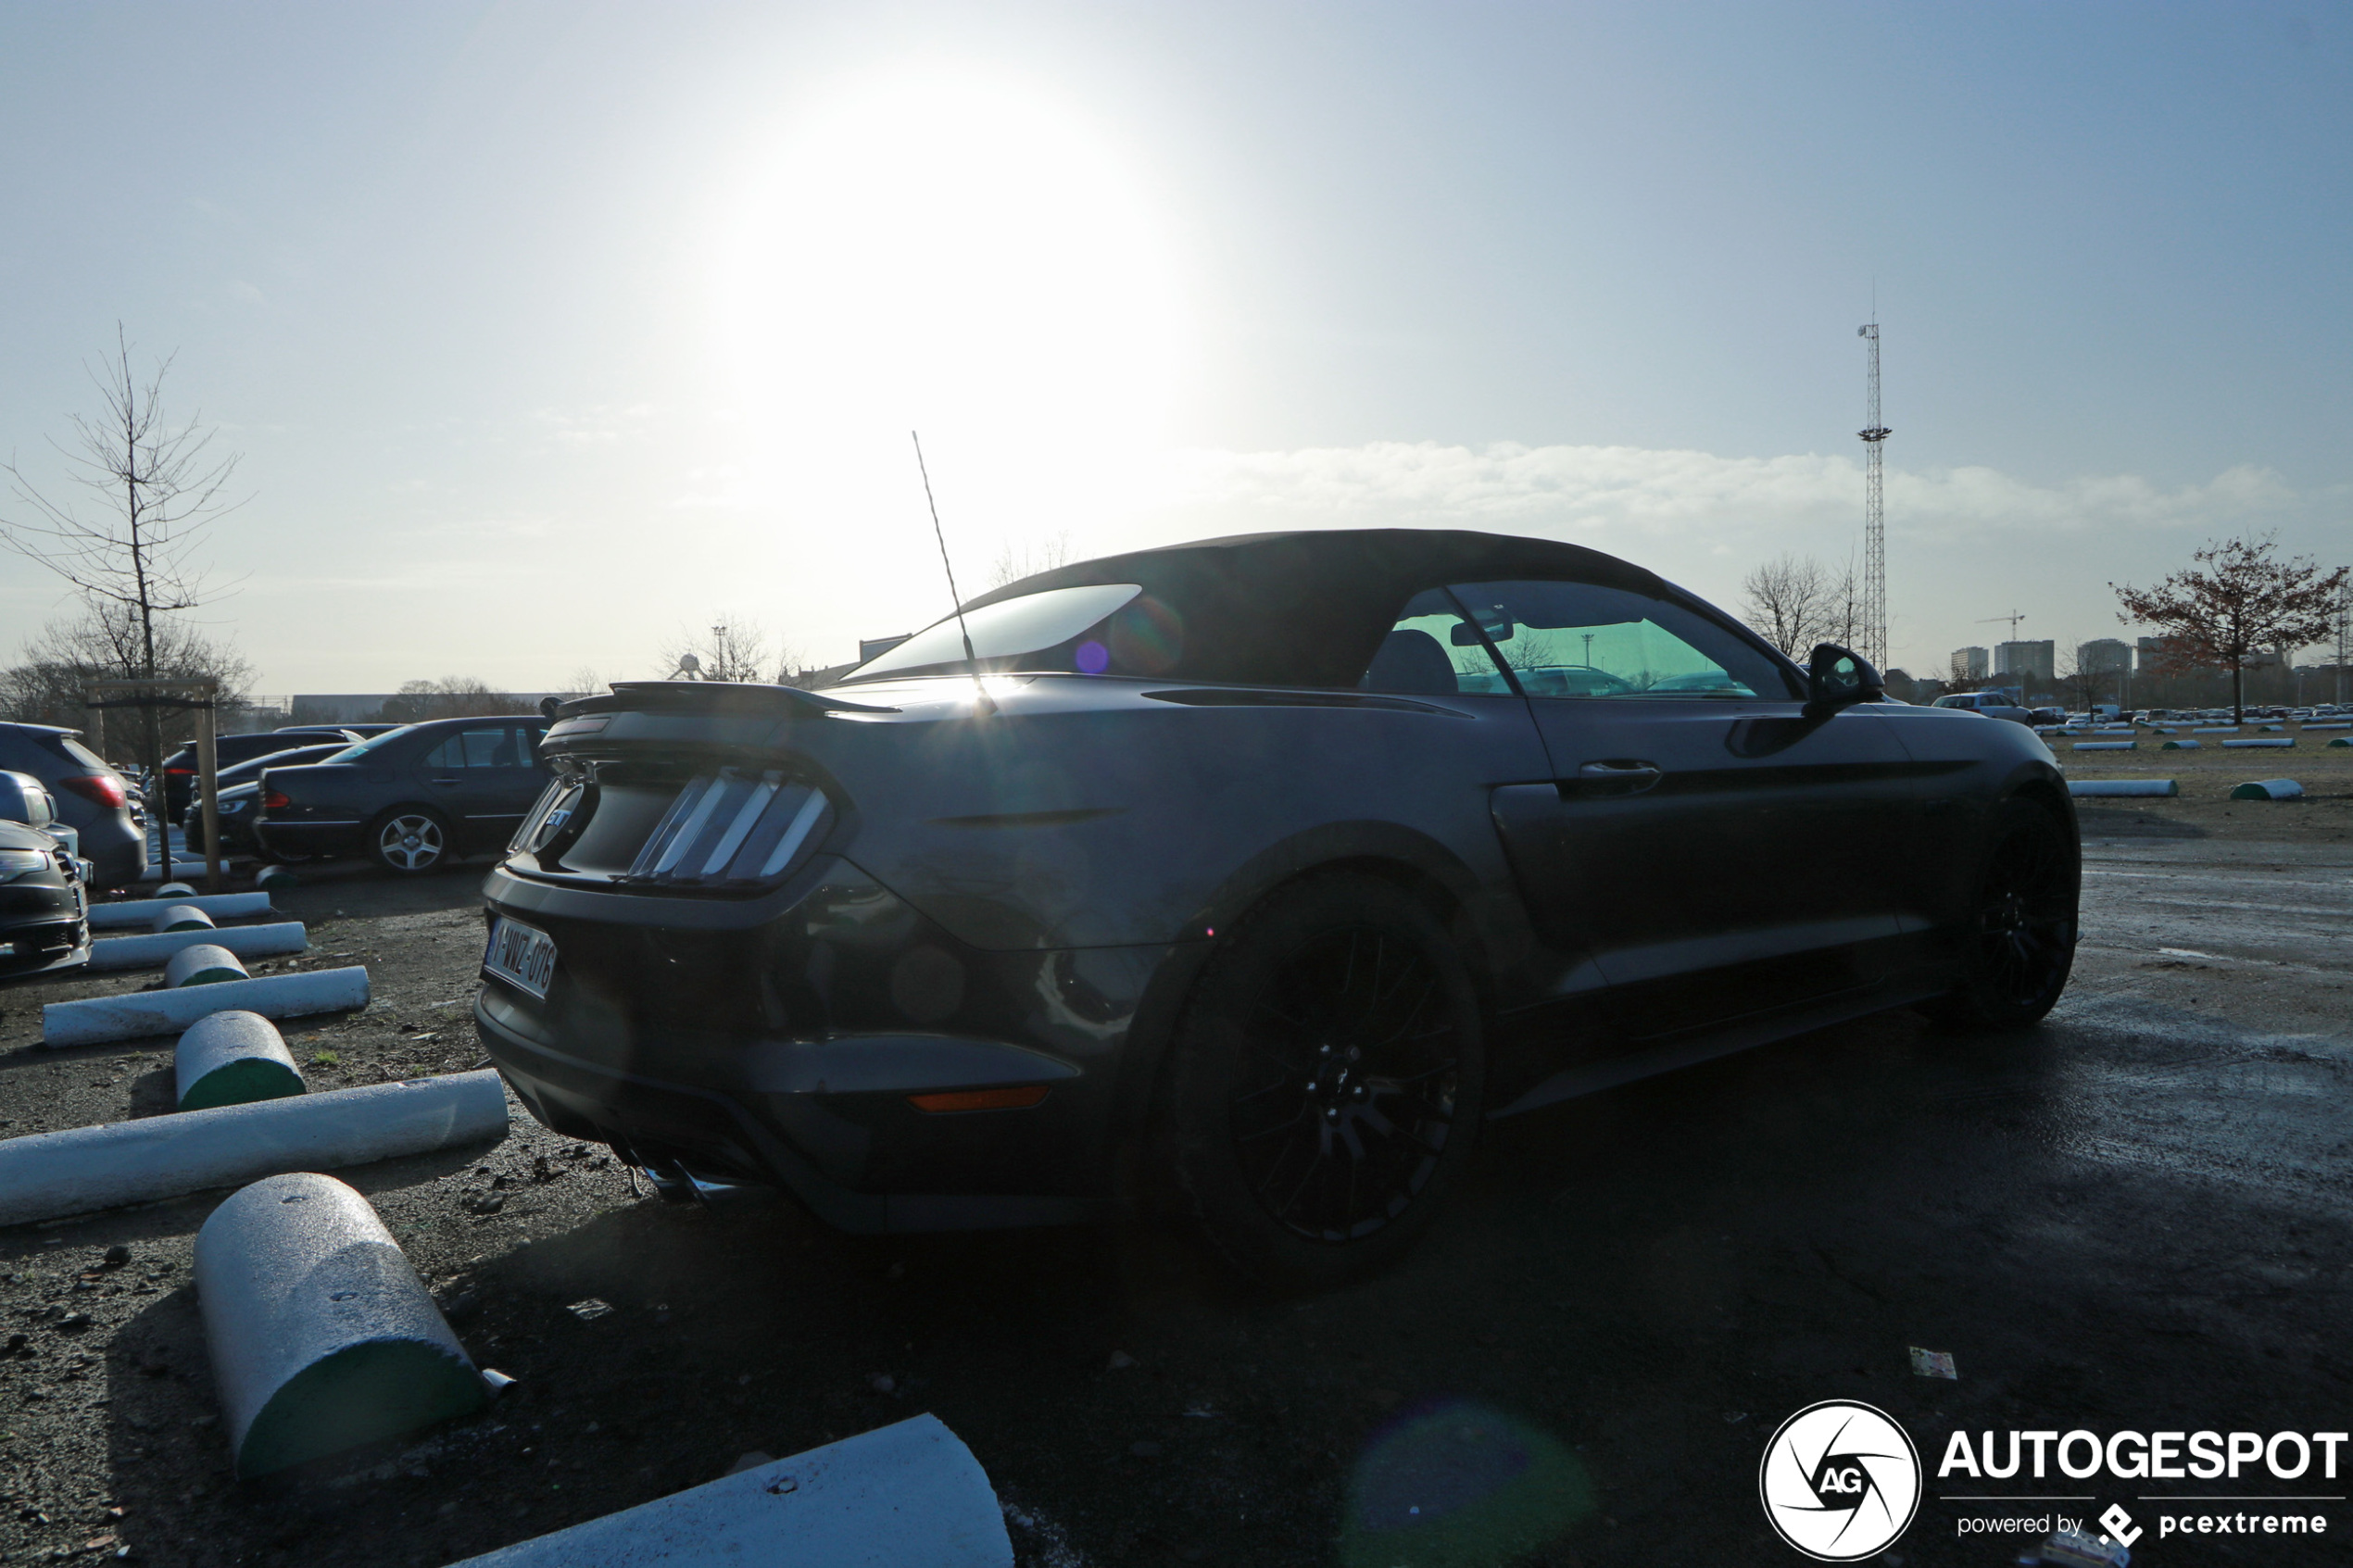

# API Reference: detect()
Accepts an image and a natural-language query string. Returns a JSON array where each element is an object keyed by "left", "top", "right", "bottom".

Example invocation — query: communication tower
[{"left": 1856, "top": 322, "right": 1891, "bottom": 669}]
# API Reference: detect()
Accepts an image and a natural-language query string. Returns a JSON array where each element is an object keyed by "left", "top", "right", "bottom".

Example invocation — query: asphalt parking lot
[{"left": 0, "top": 797, "right": 2345, "bottom": 1567}]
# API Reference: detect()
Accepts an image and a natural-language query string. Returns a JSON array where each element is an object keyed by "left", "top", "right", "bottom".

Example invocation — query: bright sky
[{"left": 3, "top": 2, "right": 2347, "bottom": 694}]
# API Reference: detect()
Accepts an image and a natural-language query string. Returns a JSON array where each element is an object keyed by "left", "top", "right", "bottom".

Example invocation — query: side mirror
[{"left": 1806, "top": 644, "right": 1885, "bottom": 711}]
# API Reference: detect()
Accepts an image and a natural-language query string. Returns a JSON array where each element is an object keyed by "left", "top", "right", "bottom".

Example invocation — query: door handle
[
  {"left": 430, "top": 777, "right": 462, "bottom": 786},
  {"left": 1567, "top": 760, "right": 1662, "bottom": 797}
]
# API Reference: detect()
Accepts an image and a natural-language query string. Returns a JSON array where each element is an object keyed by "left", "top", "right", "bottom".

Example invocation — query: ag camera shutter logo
[{"left": 1759, "top": 1400, "right": 1922, "bottom": 1560}]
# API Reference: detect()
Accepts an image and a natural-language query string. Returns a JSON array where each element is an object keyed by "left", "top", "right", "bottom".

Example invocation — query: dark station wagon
[{"left": 473, "top": 530, "right": 2078, "bottom": 1285}]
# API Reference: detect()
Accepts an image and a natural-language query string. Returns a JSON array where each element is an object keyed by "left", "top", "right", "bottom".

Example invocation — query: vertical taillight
[{"left": 624, "top": 770, "right": 833, "bottom": 887}]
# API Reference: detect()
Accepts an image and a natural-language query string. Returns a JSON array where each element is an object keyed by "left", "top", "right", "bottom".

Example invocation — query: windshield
[
  {"left": 839, "top": 583, "right": 1146, "bottom": 683},
  {"left": 323, "top": 726, "right": 416, "bottom": 762}
]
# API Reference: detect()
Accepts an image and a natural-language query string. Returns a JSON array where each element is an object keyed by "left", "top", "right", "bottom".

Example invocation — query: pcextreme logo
[{"left": 1759, "top": 1400, "right": 1923, "bottom": 1561}]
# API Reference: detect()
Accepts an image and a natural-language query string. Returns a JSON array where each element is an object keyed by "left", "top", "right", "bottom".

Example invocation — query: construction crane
[{"left": 1978, "top": 611, "right": 2027, "bottom": 640}]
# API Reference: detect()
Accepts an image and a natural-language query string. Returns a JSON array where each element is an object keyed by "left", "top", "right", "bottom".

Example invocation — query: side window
[
  {"left": 461, "top": 728, "right": 513, "bottom": 768},
  {"left": 1447, "top": 580, "right": 1797, "bottom": 699},
  {"left": 1359, "top": 589, "right": 1516, "bottom": 696},
  {"left": 422, "top": 730, "right": 511, "bottom": 769}
]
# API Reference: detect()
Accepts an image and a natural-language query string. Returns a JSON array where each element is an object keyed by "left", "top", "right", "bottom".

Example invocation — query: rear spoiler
[{"left": 556, "top": 681, "right": 898, "bottom": 721}]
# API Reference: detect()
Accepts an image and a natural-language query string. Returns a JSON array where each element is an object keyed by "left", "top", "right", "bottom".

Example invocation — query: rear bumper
[
  {"left": 472, "top": 858, "right": 1170, "bottom": 1234},
  {"left": 476, "top": 985, "right": 1113, "bottom": 1233},
  {"left": 68, "top": 818, "right": 142, "bottom": 888}
]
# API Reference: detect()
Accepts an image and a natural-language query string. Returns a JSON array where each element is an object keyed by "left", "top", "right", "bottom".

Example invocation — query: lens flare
[{"left": 1342, "top": 1399, "right": 1595, "bottom": 1568}]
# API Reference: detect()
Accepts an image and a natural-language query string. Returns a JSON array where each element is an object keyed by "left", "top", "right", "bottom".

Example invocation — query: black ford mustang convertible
[{"left": 476, "top": 530, "right": 2076, "bottom": 1284}]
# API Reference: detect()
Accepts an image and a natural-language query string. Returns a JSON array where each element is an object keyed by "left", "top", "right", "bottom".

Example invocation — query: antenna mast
[
  {"left": 911, "top": 431, "right": 994, "bottom": 714},
  {"left": 1856, "top": 321, "right": 1890, "bottom": 670}
]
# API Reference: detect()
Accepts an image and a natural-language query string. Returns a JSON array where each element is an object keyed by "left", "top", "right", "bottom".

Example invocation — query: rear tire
[
  {"left": 367, "top": 808, "right": 454, "bottom": 876},
  {"left": 1166, "top": 872, "right": 1485, "bottom": 1289},
  {"left": 1924, "top": 797, "right": 2078, "bottom": 1029}
]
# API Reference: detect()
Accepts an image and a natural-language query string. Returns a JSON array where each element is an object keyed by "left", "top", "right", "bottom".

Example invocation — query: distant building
[
  {"left": 1994, "top": 640, "right": 2056, "bottom": 683},
  {"left": 1952, "top": 646, "right": 1990, "bottom": 681},
  {"left": 2077, "top": 638, "right": 2133, "bottom": 675}
]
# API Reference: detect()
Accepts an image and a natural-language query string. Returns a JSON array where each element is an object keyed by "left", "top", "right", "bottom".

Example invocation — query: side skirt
[{"left": 1485, "top": 974, "right": 1949, "bottom": 1120}]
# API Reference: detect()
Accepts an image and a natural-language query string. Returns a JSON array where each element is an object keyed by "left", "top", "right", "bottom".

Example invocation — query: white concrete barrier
[
  {"left": 2070, "top": 741, "right": 2135, "bottom": 751},
  {"left": 177, "top": 1011, "right": 306, "bottom": 1110},
  {"left": 88, "top": 922, "right": 308, "bottom": 974},
  {"left": 2221, "top": 737, "right": 2295, "bottom": 748},
  {"left": 2191, "top": 726, "right": 2240, "bottom": 734},
  {"left": 140, "top": 865, "right": 210, "bottom": 884},
  {"left": 41, "top": 965, "right": 370, "bottom": 1047},
  {"left": 2160, "top": 738, "right": 2202, "bottom": 749},
  {"left": 449, "top": 1413, "right": 1013, "bottom": 1568},
  {"left": 197, "top": 1173, "right": 485, "bottom": 1478},
  {"left": 166, "top": 945, "right": 248, "bottom": 988},
  {"left": 2069, "top": 779, "right": 2179, "bottom": 797},
  {"left": 154, "top": 904, "right": 214, "bottom": 933},
  {"left": 0, "top": 1070, "right": 505, "bottom": 1228},
  {"left": 2230, "top": 779, "right": 2304, "bottom": 801},
  {"left": 255, "top": 866, "right": 299, "bottom": 893},
  {"left": 88, "top": 893, "right": 277, "bottom": 930}
]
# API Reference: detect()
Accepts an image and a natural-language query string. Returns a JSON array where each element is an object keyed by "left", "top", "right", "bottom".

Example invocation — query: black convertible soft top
[{"left": 955, "top": 529, "right": 1668, "bottom": 689}]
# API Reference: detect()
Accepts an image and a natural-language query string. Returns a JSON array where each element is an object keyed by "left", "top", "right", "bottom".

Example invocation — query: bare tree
[
  {"left": 0, "top": 603, "right": 253, "bottom": 754},
  {"left": 2113, "top": 534, "right": 2348, "bottom": 723},
  {"left": 660, "top": 614, "right": 773, "bottom": 683},
  {"left": 1820, "top": 555, "right": 1864, "bottom": 649},
  {"left": 1740, "top": 554, "right": 1830, "bottom": 657},
  {"left": 2, "top": 328, "right": 244, "bottom": 776},
  {"left": 378, "top": 677, "right": 520, "bottom": 723},
  {"left": 2055, "top": 644, "right": 2117, "bottom": 713},
  {"left": 988, "top": 532, "right": 1073, "bottom": 591}
]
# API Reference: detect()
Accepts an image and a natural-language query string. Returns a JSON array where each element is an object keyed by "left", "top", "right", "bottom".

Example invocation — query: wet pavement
[{"left": 0, "top": 834, "right": 2343, "bottom": 1566}]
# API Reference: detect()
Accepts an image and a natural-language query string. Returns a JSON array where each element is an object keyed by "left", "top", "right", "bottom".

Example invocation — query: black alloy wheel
[
  {"left": 1930, "top": 798, "right": 2078, "bottom": 1029},
  {"left": 1168, "top": 872, "right": 1485, "bottom": 1287}
]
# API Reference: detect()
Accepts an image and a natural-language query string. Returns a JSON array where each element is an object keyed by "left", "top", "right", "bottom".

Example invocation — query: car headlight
[{"left": 0, "top": 848, "right": 51, "bottom": 884}]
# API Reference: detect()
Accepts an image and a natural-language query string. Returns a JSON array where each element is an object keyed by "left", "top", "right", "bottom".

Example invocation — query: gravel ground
[{"left": 0, "top": 825, "right": 2345, "bottom": 1567}]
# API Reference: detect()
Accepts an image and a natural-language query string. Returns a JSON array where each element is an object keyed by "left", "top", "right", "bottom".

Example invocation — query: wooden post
[{"left": 195, "top": 681, "right": 221, "bottom": 894}]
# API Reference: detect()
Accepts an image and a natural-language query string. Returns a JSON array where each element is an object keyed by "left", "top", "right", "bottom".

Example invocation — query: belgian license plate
[{"left": 484, "top": 917, "right": 558, "bottom": 1000}]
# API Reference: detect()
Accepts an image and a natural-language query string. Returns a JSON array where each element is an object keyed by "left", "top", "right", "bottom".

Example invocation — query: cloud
[{"left": 1154, "top": 441, "right": 2310, "bottom": 546}]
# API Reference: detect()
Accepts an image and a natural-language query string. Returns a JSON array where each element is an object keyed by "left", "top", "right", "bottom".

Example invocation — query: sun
[{"left": 711, "top": 67, "right": 1186, "bottom": 557}]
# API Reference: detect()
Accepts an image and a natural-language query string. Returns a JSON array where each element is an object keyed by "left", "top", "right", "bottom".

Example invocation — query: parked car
[
  {"left": 472, "top": 528, "right": 2081, "bottom": 1286},
  {"left": 158, "top": 728, "right": 360, "bottom": 823},
  {"left": 1931, "top": 690, "right": 2034, "bottom": 725},
  {"left": 254, "top": 718, "right": 554, "bottom": 873},
  {"left": 280, "top": 722, "right": 403, "bottom": 737},
  {"left": 0, "top": 816, "right": 88, "bottom": 979},
  {"left": 182, "top": 743, "right": 353, "bottom": 857},
  {"left": 0, "top": 724, "right": 145, "bottom": 888}
]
